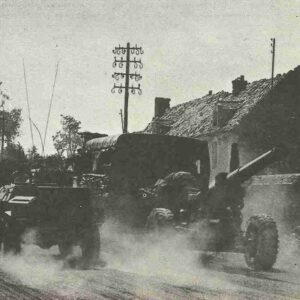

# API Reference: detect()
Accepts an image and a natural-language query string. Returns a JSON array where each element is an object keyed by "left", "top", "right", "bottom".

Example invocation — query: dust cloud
[
  {"left": 0, "top": 198, "right": 298, "bottom": 298},
  {"left": 101, "top": 219, "right": 236, "bottom": 290},
  {"left": 0, "top": 230, "right": 91, "bottom": 298},
  {"left": 0, "top": 220, "right": 238, "bottom": 298}
]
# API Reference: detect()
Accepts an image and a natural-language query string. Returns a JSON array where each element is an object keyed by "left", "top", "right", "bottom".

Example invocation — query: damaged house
[{"left": 144, "top": 66, "right": 300, "bottom": 228}]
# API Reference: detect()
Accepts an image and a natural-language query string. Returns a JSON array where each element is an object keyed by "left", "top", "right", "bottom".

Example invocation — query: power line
[
  {"left": 43, "top": 61, "right": 59, "bottom": 155},
  {"left": 22, "top": 59, "right": 35, "bottom": 149},
  {"left": 31, "top": 120, "right": 44, "bottom": 156}
]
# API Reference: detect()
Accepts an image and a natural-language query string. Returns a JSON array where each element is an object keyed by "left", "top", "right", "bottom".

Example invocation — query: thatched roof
[{"left": 144, "top": 66, "right": 300, "bottom": 138}]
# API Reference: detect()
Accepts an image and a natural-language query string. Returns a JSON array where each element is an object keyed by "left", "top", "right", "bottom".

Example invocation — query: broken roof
[{"left": 144, "top": 66, "right": 300, "bottom": 138}]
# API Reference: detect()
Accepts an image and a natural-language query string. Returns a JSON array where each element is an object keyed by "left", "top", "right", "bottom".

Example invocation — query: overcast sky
[{"left": 0, "top": 0, "right": 300, "bottom": 154}]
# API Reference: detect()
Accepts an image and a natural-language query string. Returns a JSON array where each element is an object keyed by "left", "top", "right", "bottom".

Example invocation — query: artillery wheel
[
  {"left": 80, "top": 225, "right": 101, "bottom": 267},
  {"left": 244, "top": 214, "right": 278, "bottom": 271},
  {"left": 146, "top": 208, "right": 174, "bottom": 232}
]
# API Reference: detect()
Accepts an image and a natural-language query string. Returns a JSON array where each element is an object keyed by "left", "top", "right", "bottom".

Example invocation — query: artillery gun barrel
[{"left": 226, "top": 145, "right": 286, "bottom": 185}]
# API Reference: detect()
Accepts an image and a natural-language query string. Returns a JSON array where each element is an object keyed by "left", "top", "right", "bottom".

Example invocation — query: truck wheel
[
  {"left": 3, "top": 224, "right": 21, "bottom": 254},
  {"left": 146, "top": 208, "right": 174, "bottom": 232},
  {"left": 244, "top": 214, "right": 278, "bottom": 271},
  {"left": 80, "top": 225, "right": 100, "bottom": 267},
  {"left": 58, "top": 242, "right": 73, "bottom": 258},
  {"left": 0, "top": 219, "right": 4, "bottom": 250}
]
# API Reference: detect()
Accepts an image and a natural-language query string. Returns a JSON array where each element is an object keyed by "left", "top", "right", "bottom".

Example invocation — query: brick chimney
[
  {"left": 154, "top": 97, "right": 170, "bottom": 118},
  {"left": 232, "top": 75, "right": 248, "bottom": 96}
]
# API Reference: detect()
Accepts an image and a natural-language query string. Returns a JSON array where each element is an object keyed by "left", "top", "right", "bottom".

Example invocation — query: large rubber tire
[
  {"left": 58, "top": 242, "right": 73, "bottom": 258},
  {"left": 80, "top": 225, "right": 100, "bottom": 267},
  {"left": 3, "top": 225, "right": 21, "bottom": 254},
  {"left": 0, "top": 219, "right": 4, "bottom": 251},
  {"left": 244, "top": 214, "right": 279, "bottom": 271},
  {"left": 146, "top": 208, "right": 174, "bottom": 232},
  {"left": 0, "top": 216, "right": 22, "bottom": 255}
]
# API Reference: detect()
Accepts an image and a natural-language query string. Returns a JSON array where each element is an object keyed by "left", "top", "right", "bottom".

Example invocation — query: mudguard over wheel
[
  {"left": 244, "top": 214, "right": 278, "bottom": 270},
  {"left": 146, "top": 208, "right": 174, "bottom": 232}
]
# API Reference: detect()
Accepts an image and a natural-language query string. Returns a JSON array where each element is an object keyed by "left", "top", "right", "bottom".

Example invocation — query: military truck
[
  {"left": 76, "top": 133, "right": 284, "bottom": 270},
  {"left": 0, "top": 175, "right": 102, "bottom": 267}
]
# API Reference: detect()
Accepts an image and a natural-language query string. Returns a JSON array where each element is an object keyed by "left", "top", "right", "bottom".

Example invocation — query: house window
[
  {"left": 195, "top": 160, "right": 201, "bottom": 174},
  {"left": 211, "top": 141, "right": 218, "bottom": 169}
]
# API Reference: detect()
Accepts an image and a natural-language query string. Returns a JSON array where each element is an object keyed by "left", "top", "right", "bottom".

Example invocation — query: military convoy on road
[
  {"left": 0, "top": 133, "right": 287, "bottom": 270},
  {"left": 80, "top": 133, "right": 284, "bottom": 270}
]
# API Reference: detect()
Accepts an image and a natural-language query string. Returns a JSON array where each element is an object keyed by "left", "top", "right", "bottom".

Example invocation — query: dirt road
[{"left": 0, "top": 245, "right": 299, "bottom": 300}]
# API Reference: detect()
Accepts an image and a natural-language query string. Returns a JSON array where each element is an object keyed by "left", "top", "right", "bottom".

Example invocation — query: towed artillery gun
[
  {"left": 77, "top": 133, "right": 284, "bottom": 270},
  {"left": 0, "top": 171, "right": 102, "bottom": 267}
]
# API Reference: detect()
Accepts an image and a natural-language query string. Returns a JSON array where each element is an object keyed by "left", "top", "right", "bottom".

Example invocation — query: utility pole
[
  {"left": 119, "top": 109, "right": 124, "bottom": 133},
  {"left": 112, "top": 43, "right": 143, "bottom": 133},
  {"left": 270, "top": 38, "right": 276, "bottom": 88}
]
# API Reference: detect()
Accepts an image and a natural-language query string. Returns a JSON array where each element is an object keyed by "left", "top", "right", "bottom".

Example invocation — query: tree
[
  {"left": 0, "top": 108, "right": 22, "bottom": 145},
  {"left": 52, "top": 115, "right": 82, "bottom": 157},
  {"left": 4, "top": 142, "right": 26, "bottom": 161},
  {"left": 27, "top": 145, "right": 42, "bottom": 162}
]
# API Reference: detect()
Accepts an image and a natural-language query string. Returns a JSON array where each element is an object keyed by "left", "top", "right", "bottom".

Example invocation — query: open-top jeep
[{"left": 0, "top": 174, "right": 102, "bottom": 267}]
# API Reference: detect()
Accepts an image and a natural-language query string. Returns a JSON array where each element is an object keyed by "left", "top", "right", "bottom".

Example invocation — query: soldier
[
  {"left": 206, "top": 172, "right": 244, "bottom": 228},
  {"left": 205, "top": 173, "right": 227, "bottom": 213},
  {"left": 153, "top": 171, "right": 197, "bottom": 222},
  {"left": 12, "top": 170, "right": 29, "bottom": 184}
]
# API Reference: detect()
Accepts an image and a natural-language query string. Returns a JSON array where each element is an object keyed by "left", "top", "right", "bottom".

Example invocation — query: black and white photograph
[{"left": 0, "top": 0, "right": 299, "bottom": 299}]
